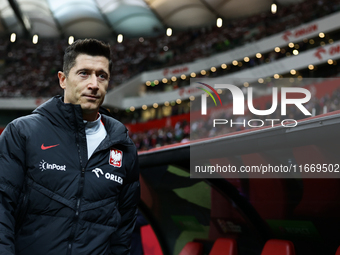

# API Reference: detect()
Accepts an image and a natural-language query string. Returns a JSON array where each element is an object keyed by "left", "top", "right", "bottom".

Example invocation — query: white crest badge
[{"left": 109, "top": 149, "right": 123, "bottom": 167}]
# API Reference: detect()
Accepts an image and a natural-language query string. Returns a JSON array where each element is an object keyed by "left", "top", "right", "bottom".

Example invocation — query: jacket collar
[{"left": 33, "top": 96, "right": 130, "bottom": 147}]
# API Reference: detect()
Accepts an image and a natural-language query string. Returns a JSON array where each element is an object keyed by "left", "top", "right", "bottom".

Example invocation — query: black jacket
[{"left": 0, "top": 96, "right": 140, "bottom": 255}]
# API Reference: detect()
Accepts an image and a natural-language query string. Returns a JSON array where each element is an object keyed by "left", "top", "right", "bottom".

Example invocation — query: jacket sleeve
[
  {"left": 110, "top": 146, "right": 140, "bottom": 255},
  {"left": 0, "top": 122, "right": 26, "bottom": 254}
]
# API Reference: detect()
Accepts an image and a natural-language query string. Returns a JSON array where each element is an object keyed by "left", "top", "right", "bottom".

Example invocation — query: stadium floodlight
[
  {"left": 166, "top": 28, "right": 172, "bottom": 37},
  {"left": 68, "top": 36, "right": 74, "bottom": 45},
  {"left": 32, "top": 34, "right": 38, "bottom": 44},
  {"left": 117, "top": 34, "right": 123, "bottom": 43},
  {"left": 10, "top": 33, "right": 16, "bottom": 43},
  {"left": 216, "top": 18, "right": 223, "bottom": 28},
  {"left": 271, "top": 3, "right": 277, "bottom": 14}
]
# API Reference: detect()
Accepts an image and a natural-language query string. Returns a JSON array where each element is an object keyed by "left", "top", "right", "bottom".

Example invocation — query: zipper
[{"left": 67, "top": 112, "right": 86, "bottom": 255}]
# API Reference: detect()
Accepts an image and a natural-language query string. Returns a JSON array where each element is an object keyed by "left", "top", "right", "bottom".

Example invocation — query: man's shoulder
[
  {"left": 8, "top": 113, "right": 45, "bottom": 134},
  {"left": 11, "top": 112, "right": 43, "bottom": 126},
  {"left": 100, "top": 113, "right": 137, "bottom": 150},
  {"left": 100, "top": 112, "right": 127, "bottom": 135},
  {"left": 0, "top": 114, "right": 43, "bottom": 142}
]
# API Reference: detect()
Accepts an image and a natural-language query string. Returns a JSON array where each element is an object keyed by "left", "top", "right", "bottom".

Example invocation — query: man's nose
[{"left": 88, "top": 74, "right": 99, "bottom": 89}]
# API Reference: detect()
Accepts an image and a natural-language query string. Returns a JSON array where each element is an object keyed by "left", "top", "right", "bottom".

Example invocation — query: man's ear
[{"left": 58, "top": 71, "right": 66, "bottom": 89}]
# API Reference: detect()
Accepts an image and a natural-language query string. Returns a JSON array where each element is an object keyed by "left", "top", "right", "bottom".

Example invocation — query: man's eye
[
  {"left": 98, "top": 74, "right": 107, "bottom": 79},
  {"left": 80, "top": 71, "right": 88, "bottom": 76}
]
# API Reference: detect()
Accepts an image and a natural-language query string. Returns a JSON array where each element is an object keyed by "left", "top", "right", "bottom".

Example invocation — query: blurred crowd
[
  {"left": 0, "top": 40, "right": 65, "bottom": 97},
  {"left": 130, "top": 121, "right": 190, "bottom": 151},
  {"left": 1, "top": 0, "right": 340, "bottom": 97}
]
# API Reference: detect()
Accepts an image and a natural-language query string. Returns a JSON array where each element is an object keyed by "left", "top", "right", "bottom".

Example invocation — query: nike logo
[{"left": 41, "top": 143, "right": 59, "bottom": 150}]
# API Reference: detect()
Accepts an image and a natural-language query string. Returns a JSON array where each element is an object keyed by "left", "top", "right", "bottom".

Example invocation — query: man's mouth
[{"left": 83, "top": 95, "right": 99, "bottom": 100}]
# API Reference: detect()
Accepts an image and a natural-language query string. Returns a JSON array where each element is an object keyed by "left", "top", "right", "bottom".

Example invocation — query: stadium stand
[
  {"left": 1, "top": 0, "right": 340, "bottom": 98},
  {"left": 2, "top": 1, "right": 340, "bottom": 255}
]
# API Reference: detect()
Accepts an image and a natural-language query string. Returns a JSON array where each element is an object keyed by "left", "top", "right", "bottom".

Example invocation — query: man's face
[{"left": 58, "top": 54, "right": 110, "bottom": 121}]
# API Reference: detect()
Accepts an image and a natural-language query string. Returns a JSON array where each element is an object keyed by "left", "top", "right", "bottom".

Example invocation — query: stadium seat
[
  {"left": 178, "top": 242, "right": 203, "bottom": 255},
  {"left": 209, "top": 238, "right": 238, "bottom": 255},
  {"left": 241, "top": 153, "right": 297, "bottom": 219},
  {"left": 293, "top": 145, "right": 340, "bottom": 218},
  {"left": 261, "top": 239, "right": 295, "bottom": 255},
  {"left": 335, "top": 246, "right": 340, "bottom": 255},
  {"left": 140, "top": 224, "right": 163, "bottom": 255}
]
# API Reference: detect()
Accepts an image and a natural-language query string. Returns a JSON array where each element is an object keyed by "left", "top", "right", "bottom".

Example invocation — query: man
[{"left": 0, "top": 39, "right": 140, "bottom": 255}]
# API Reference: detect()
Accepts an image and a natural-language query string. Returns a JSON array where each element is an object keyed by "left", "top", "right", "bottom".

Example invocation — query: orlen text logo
[
  {"left": 200, "top": 84, "right": 311, "bottom": 128},
  {"left": 92, "top": 168, "right": 123, "bottom": 185},
  {"left": 282, "top": 24, "right": 317, "bottom": 41},
  {"left": 39, "top": 160, "right": 66, "bottom": 171},
  {"left": 314, "top": 44, "right": 340, "bottom": 60},
  {"left": 163, "top": 66, "right": 189, "bottom": 76}
]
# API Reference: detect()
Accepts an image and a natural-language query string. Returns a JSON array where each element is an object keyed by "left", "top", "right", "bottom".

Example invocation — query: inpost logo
[
  {"left": 39, "top": 160, "right": 66, "bottom": 171},
  {"left": 198, "top": 83, "right": 312, "bottom": 128}
]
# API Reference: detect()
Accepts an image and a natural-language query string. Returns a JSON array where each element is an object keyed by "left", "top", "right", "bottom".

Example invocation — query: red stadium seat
[
  {"left": 179, "top": 242, "right": 203, "bottom": 255},
  {"left": 241, "top": 153, "right": 296, "bottom": 219},
  {"left": 261, "top": 239, "right": 295, "bottom": 255},
  {"left": 140, "top": 225, "right": 163, "bottom": 255},
  {"left": 335, "top": 246, "right": 340, "bottom": 255},
  {"left": 209, "top": 238, "right": 238, "bottom": 255}
]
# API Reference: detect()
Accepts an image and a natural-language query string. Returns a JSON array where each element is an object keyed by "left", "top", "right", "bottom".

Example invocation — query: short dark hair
[{"left": 63, "top": 38, "right": 112, "bottom": 77}]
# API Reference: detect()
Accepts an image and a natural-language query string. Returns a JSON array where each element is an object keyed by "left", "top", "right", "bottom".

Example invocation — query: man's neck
[{"left": 83, "top": 112, "right": 100, "bottom": 122}]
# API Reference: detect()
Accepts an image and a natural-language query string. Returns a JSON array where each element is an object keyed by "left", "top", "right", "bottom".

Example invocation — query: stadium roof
[{"left": 0, "top": 0, "right": 302, "bottom": 39}]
